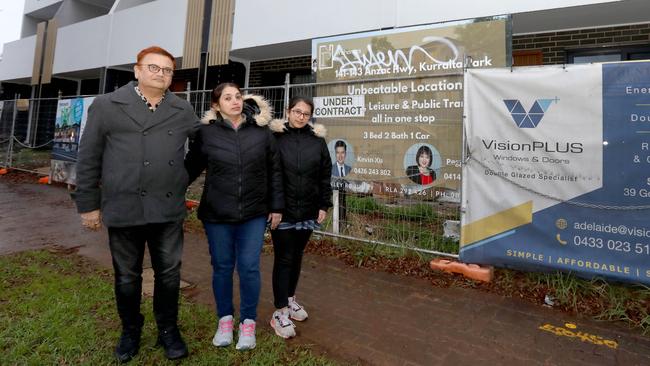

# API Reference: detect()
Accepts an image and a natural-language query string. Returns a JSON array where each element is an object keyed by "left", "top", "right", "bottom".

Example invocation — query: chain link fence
[
  {"left": 12, "top": 99, "right": 58, "bottom": 174},
  {"left": 176, "top": 86, "right": 288, "bottom": 120},
  {"left": 3, "top": 80, "right": 461, "bottom": 258},
  {"left": 287, "top": 81, "right": 460, "bottom": 258},
  {"left": 0, "top": 98, "right": 58, "bottom": 174}
]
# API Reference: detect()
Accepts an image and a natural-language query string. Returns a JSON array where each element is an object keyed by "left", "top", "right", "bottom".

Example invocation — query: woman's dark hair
[
  {"left": 211, "top": 82, "right": 241, "bottom": 106},
  {"left": 415, "top": 145, "right": 433, "bottom": 167},
  {"left": 287, "top": 96, "right": 314, "bottom": 113}
]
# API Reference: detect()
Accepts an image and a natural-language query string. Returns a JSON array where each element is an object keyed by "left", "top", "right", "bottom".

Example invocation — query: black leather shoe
[{"left": 157, "top": 326, "right": 188, "bottom": 360}]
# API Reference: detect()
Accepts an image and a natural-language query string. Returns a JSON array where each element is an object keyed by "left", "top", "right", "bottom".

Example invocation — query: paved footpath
[{"left": 2, "top": 179, "right": 650, "bottom": 365}]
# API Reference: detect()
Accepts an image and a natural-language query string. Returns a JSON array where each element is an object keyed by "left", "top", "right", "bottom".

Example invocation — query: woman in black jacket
[
  {"left": 267, "top": 96, "right": 332, "bottom": 339},
  {"left": 185, "top": 83, "right": 283, "bottom": 351}
]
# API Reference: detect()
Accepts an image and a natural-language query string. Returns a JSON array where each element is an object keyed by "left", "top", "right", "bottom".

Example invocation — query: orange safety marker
[
  {"left": 429, "top": 258, "right": 494, "bottom": 282},
  {"left": 38, "top": 176, "right": 49, "bottom": 184},
  {"left": 0, "top": 168, "right": 8, "bottom": 175}
]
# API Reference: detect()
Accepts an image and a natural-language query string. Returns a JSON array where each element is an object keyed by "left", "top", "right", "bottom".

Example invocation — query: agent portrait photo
[
  {"left": 405, "top": 144, "right": 438, "bottom": 185},
  {"left": 331, "top": 140, "right": 352, "bottom": 177}
]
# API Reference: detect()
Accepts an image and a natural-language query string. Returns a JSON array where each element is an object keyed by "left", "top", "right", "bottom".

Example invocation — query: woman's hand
[
  {"left": 268, "top": 212, "right": 282, "bottom": 230},
  {"left": 317, "top": 210, "right": 327, "bottom": 224}
]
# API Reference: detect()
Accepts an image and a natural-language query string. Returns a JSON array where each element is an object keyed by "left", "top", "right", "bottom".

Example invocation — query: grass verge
[
  {"left": 522, "top": 270, "right": 650, "bottom": 335},
  {"left": 0, "top": 249, "right": 336, "bottom": 365}
]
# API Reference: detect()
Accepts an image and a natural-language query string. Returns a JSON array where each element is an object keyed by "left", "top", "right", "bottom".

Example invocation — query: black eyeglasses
[
  {"left": 139, "top": 64, "right": 174, "bottom": 76},
  {"left": 291, "top": 109, "right": 312, "bottom": 118}
]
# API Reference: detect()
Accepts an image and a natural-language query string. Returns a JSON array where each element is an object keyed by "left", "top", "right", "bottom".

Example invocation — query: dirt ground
[
  {"left": 3, "top": 169, "right": 649, "bottom": 333},
  {"left": 3, "top": 169, "right": 650, "bottom": 365}
]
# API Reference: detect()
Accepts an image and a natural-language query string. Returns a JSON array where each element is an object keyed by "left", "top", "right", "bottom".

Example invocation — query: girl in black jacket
[
  {"left": 185, "top": 83, "right": 283, "bottom": 350},
  {"left": 267, "top": 96, "right": 332, "bottom": 339}
]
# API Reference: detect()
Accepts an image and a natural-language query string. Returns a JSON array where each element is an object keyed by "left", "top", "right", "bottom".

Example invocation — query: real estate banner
[
  {"left": 461, "top": 62, "right": 650, "bottom": 284},
  {"left": 51, "top": 96, "right": 94, "bottom": 184},
  {"left": 312, "top": 17, "right": 509, "bottom": 199}
]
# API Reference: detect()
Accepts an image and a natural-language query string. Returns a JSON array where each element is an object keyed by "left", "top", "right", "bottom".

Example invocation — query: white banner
[
  {"left": 461, "top": 62, "right": 650, "bottom": 285},
  {"left": 463, "top": 65, "right": 602, "bottom": 226},
  {"left": 313, "top": 95, "right": 365, "bottom": 118}
]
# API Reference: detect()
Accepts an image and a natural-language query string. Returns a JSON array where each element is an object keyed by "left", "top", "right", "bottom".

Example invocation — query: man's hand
[
  {"left": 317, "top": 210, "right": 327, "bottom": 224},
  {"left": 81, "top": 210, "right": 102, "bottom": 231},
  {"left": 268, "top": 212, "right": 282, "bottom": 230}
]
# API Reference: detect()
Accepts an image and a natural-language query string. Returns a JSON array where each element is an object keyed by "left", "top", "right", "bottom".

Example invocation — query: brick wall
[
  {"left": 513, "top": 23, "right": 650, "bottom": 64},
  {"left": 249, "top": 56, "right": 311, "bottom": 87}
]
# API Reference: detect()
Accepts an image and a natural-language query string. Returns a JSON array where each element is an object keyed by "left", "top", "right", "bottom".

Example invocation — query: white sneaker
[
  {"left": 288, "top": 296, "right": 308, "bottom": 321},
  {"left": 235, "top": 319, "right": 256, "bottom": 350},
  {"left": 212, "top": 315, "right": 233, "bottom": 347},
  {"left": 270, "top": 308, "right": 296, "bottom": 339}
]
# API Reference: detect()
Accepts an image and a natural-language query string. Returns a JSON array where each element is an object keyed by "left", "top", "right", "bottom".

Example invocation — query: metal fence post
[
  {"left": 25, "top": 88, "right": 36, "bottom": 144},
  {"left": 185, "top": 82, "right": 192, "bottom": 154},
  {"left": 284, "top": 73, "right": 290, "bottom": 112},
  {"left": 7, "top": 100, "right": 17, "bottom": 168},
  {"left": 332, "top": 189, "right": 340, "bottom": 234}
]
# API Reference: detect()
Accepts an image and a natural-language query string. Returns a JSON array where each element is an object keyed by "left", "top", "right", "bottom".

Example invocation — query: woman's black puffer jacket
[
  {"left": 185, "top": 95, "right": 284, "bottom": 223},
  {"left": 269, "top": 119, "right": 332, "bottom": 222}
]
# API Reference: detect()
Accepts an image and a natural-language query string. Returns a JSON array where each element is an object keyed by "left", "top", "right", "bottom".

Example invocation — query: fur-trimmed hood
[
  {"left": 200, "top": 94, "right": 273, "bottom": 126},
  {"left": 269, "top": 118, "right": 327, "bottom": 138}
]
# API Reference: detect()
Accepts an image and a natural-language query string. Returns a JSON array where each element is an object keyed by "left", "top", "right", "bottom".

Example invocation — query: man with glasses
[{"left": 73, "top": 46, "right": 198, "bottom": 362}]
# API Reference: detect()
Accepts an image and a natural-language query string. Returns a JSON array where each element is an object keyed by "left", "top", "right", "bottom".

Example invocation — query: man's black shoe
[
  {"left": 115, "top": 314, "right": 144, "bottom": 363},
  {"left": 157, "top": 326, "right": 189, "bottom": 360},
  {"left": 115, "top": 326, "right": 142, "bottom": 363}
]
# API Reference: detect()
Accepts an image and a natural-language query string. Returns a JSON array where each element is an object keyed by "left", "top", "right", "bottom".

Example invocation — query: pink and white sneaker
[
  {"left": 270, "top": 308, "right": 296, "bottom": 339},
  {"left": 212, "top": 315, "right": 233, "bottom": 347},
  {"left": 288, "top": 296, "right": 308, "bottom": 322},
  {"left": 236, "top": 319, "right": 256, "bottom": 350}
]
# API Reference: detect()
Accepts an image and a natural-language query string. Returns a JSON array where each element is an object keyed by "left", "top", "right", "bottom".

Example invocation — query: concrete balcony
[
  {"left": 24, "top": 0, "right": 64, "bottom": 16},
  {"left": 53, "top": 15, "right": 110, "bottom": 74},
  {"left": 0, "top": 36, "right": 37, "bottom": 82},
  {"left": 108, "top": 0, "right": 188, "bottom": 67},
  {"left": 0, "top": 0, "right": 188, "bottom": 83}
]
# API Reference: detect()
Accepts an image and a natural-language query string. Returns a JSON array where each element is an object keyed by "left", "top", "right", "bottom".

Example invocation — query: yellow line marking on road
[{"left": 539, "top": 323, "right": 618, "bottom": 349}]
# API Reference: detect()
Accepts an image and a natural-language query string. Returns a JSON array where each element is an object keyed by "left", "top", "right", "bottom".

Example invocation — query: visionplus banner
[
  {"left": 312, "top": 17, "right": 509, "bottom": 198},
  {"left": 461, "top": 62, "right": 650, "bottom": 284}
]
